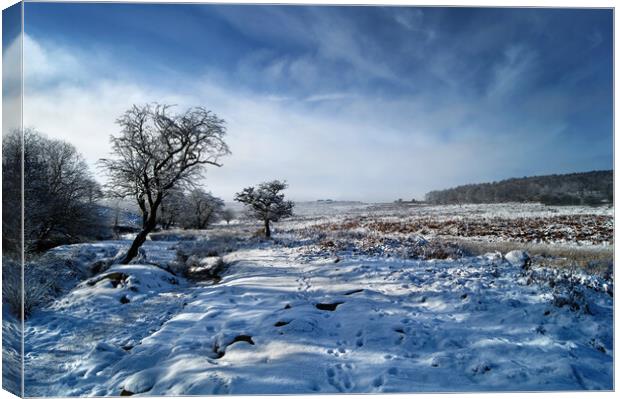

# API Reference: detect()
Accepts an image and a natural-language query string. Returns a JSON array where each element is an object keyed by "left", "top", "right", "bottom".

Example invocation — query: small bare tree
[
  {"left": 158, "top": 188, "right": 188, "bottom": 230},
  {"left": 221, "top": 208, "right": 235, "bottom": 225},
  {"left": 100, "top": 104, "right": 230, "bottom": 263},
  {"left": 234, "top": 180, "right": 294, "bottom": 238},
  {"left": 180, "top": 189, "right": 225, "bottom": 229}
]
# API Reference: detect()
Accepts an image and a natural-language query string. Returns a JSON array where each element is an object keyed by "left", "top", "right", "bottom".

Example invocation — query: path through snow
[{"left": 25, "top": 241, "right": 613, "bottom": 395}]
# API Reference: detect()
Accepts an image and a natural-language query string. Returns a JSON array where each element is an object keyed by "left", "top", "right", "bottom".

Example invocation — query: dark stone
[
  {"left": 316, "top": 302, "right": 343, "bottom": 311},
  {"left": 230, "top": 335, "right": 255, "bottom": 345}
]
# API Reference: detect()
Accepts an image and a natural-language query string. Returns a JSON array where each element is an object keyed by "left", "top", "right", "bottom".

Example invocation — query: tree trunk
[
  {"left": 264, "top": 219, "right": 271, "bottom": 238},
  {"left": 138, "top": 197, "right": 148, "bottom": 229},
  {"left": 122, "top": 200, "right": 160, "bottom": 264},
  {"left": 121, "top": 227, "right": 151, "bottom": 264}
]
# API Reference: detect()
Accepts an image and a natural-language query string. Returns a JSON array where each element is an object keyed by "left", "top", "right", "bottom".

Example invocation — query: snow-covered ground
[
  {"left": 20, "top": 203, "right": 613, "bottom": 395},
  {"left": 282, "top": 201, "right": 613, "bottom": 223}
]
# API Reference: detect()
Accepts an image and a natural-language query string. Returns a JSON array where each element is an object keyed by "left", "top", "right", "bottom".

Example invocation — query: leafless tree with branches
[
  {"left": 221, "top": 208, "right": 235, "bottom": 225},
  {"left": 180, "top": 189, "right": 225, "bottom": 229},
  {"left": 100, "top": 104, "right": 230, "bottom": 263},
  {"left": 3, "top": 128, "right": 102, "bottom": 253},
  {"left": 157, "top": 188, "right": 188, "bottom": 230}
]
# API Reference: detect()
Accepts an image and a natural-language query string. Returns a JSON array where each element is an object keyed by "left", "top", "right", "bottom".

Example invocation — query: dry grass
[
  {"left": 454, "top": 239, "right": 613, "bottom": 275},
  {"left": 312, "top": 214, "right": 613, "bottom": 245}
]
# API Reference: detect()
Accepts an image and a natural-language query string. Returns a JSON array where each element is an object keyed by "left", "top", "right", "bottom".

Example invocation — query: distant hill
[{"left": 425, "top": 170, "right": 613, "bottom": 206}]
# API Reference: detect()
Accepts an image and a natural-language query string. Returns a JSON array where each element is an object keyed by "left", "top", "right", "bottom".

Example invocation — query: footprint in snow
[
  {"left": 326, "top": 365, "right": 354, "bottom": 392},
  {"left": 373, "top": 375, "right": 384, "bottom": 389},
  {"left": 355, "top": 330, "right": 364, "bottom": 348}
]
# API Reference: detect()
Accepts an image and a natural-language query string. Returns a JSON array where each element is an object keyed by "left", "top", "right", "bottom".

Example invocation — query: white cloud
[{"left": 23, "top": 34, "right": 83, "bottom": 85}]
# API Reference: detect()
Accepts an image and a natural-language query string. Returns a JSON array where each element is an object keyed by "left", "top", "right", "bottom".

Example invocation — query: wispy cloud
[
  {"left": 304, "top": 93, "right": 354, "bottom": 102},
  {"left": 487, "top": 44, "right": 538, "bottom": 101},
  {"left": 392, "top": 8, "right": 436, "bottom": 42}
]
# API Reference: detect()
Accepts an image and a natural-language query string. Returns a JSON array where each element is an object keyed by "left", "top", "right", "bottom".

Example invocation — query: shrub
[
  {"left": 2, "top": 257, "right": 53, "bottom": 319},
  {"left": 172, "top": 237, "right": 239, "bottom": 278}
]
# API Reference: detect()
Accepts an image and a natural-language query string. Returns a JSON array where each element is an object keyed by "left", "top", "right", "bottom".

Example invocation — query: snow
[
  {"left": 2, "top": 307, "right": 22, "bottom": 396},
  {"left": 24, "top": 245, "right": 188, "bottom": 397},
  {"left": 19, "top": 203, "right": 613, "bottom": 395}
]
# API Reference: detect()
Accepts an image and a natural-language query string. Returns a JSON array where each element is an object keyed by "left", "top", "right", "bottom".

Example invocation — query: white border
[{"left": 0, "top": 1, "right": 616, "bottom": 399}]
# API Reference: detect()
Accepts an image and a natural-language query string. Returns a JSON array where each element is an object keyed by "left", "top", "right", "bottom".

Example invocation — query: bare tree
[
  {"left": 2, "top": 130, "right": 22, "bottom": 256},
  {"left": 221, "top": 208, "right": 235, "bottom": 225},
  {"left": 180, "top": 189, "right": 225, "bottom": 229},
  {"left": 3, "top": 128, "right": 103, "bottom": 253},
  {"left": 157, "top": 188, "right": 188, "bottom": 230},
  {"left": 234, "top": 180, "right": 294, "bottom": 238},
  {"left": 100, "top": 104, "right": 230, "bottom": 263}
]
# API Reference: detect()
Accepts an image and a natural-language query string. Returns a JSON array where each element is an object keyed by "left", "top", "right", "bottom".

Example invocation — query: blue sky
[{"left": 12, "top": 3, "right": 614, "bottom": 201}]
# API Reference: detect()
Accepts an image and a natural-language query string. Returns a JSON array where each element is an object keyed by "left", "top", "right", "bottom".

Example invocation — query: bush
[
  {"left": 172, "top": 237, "right": 239, "bottom": 278},
  {"left": 2, "top": 247, "right": 109, "bottom": 319},
  {"left": 550, "top": 271, "right": 592, "bottom": 314},
  {"left": 2, "top": 257, "right": 53, "bottom": 319},
  {"left": 176, "top": 237, "right": 239, "bottom": 259},
  {"left": 521, "top": 264, "right": 613, "bottom": 315}
]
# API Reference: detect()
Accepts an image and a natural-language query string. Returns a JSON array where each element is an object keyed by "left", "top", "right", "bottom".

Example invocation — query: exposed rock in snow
[
  {"left": 504, "top": 250, "right": 531, "bottom": 268},
  {"left": 122, "top": 368, "right": 159, "bottom": 395}
]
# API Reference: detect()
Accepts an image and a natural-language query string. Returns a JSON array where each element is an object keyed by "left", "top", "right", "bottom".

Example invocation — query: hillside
[{"left": 425, "top": 170, "right": 613, "bottom": 205}]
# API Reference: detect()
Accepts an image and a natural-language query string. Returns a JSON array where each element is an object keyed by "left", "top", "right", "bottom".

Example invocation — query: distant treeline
[{"left": 425, "top": 170, "right": 613, "bottom": 206}]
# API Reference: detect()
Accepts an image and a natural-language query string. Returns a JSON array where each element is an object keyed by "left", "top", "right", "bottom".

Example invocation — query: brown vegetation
[{"left": 313, "top": 214, "right": 613, "bottom": 245}]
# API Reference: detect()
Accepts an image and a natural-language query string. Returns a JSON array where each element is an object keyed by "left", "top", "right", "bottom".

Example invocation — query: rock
[
  {"left": 505, "top": 250, "right": 531, "bottom": 269},
  {"left": 122, "top": 369, "right": 158, "bottom": 395},
  {"left": 315, "top": 302, "right": 343, "bottom": 311},
  {"left": 86, "top": 272, "right": 129, "bottom": 288},
  {"left": 228, "top": 335, "right": 255, "bottom": 345}
]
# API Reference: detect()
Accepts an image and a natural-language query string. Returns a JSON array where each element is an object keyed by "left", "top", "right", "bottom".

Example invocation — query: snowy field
[{"left": 19, "top": 202, "right": 614, "bottom": 395}]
